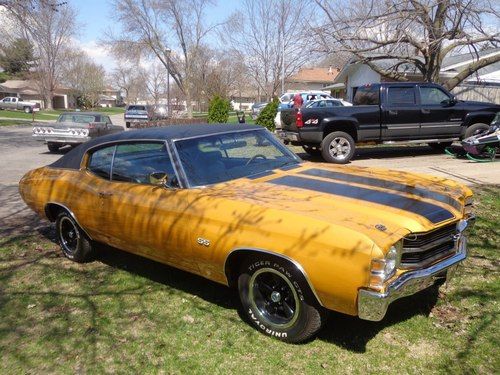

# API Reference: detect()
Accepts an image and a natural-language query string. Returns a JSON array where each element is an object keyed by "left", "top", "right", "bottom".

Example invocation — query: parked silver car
[
  {"left": 0, "top": 96, "right": 40, "bottom": 113},
  {"left": 33, "top": 112, "right": 124, "bottom": 152}
]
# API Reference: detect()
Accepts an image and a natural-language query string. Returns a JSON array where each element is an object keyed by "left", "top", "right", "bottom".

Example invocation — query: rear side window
[
  {"left": 353, "top": 85, "right": 380, "bottom": 105},
  {"left": 111, "top": 142, "right": 177, "bottom": 186},
  {"left": 88, "top": 146, "right": 115, "bottom": 179},
  {"left": 127, "top": 105, "right": 146, "bottom": 111},
  {"left": 387, "top": 87, "right": 416, "bottom": 105}
]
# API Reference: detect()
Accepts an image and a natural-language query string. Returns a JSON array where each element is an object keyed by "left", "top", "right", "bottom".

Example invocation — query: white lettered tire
[{"left": 238, "top": 256, "right": 325, "bottom": 343}]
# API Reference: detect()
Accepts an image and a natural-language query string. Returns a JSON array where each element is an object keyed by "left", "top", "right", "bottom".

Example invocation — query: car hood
[{"left": 205, "top": 163, "right": 468, "bottom": 250}]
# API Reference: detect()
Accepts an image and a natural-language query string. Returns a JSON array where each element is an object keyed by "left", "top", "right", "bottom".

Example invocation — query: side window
[
  {"left": 103, "top": 116, "right": 111, "bottom": 124},
  {"left": 387, "top": 87, "right": 416, "bottom": 105},
  {"left": 353, "top": 85, "right": 380, "bottom": 105},
  {"left": 420, "top": 87, "right": 450, "bottom": 105},
  {"left": 111, "top": 142, "right": 177, "bottom": 187},
  {"left": 12, "top": 98, "right": 17, "bottom": 103},
  {"left": 3, "top": 98, "right": 10, "bottom": 103},
  {"left": 88, "top": 146, "right": 115, "bottom": 179}
]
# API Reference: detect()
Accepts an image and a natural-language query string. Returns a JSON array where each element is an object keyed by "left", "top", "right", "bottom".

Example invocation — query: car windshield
[
  {"left": 175, "top": 129, "right": 301, "bottom": 187},
  {"left": 58, "top": 114, "right": 98, "bottom": 123}
]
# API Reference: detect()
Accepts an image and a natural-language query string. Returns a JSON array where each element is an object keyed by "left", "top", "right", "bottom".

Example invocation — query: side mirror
[
  {"left": 441, "top": 98, "right": 457, "bottom": 107},
  {"left": 149, "top": 172, "right": 168, "bottom": 186}
]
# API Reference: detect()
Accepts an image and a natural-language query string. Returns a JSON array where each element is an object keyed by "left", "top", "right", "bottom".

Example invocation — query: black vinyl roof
[{"left": 49, "top": 123, "right": 263, "bottom": 170}]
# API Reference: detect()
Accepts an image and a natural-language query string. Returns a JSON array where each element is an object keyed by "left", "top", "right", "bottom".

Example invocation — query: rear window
[
  {"left": 387, "top": 87, "right": 416, "bottom": 105},
  {"left": 88, "top": 146, "right": 115, "bottom": 179},
  {"left": 58, "top": 114, "right": 98, "bottom": 123},
  {"left": 353, "top": 85, "right": 380, "bottom": 105},
  {"left": 127, "top": 105, "right": 147, "bottom": 111}
]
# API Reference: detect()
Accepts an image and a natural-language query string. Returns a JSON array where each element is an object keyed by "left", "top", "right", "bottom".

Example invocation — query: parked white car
[{"left": 305, "top": 98, "right": 353, "bottom": 108}]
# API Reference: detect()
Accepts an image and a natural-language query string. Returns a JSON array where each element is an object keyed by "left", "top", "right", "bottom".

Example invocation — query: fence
[{"left": 452, "top": 85, "right": 500, "bottom": 104}]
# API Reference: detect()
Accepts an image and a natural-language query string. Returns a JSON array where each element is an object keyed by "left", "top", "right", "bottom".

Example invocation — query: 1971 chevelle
[{"left": 19, "top": 124, "right": 474, "bottom": 342}]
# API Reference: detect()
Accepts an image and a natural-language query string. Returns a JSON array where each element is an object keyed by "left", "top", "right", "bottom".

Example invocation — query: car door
[
  {"left": 102, "top": 115, "right": 122, "bottom": 134},
  {"left": 381, "top": 85, "right": 420, "bottom": 140},
  {"left": 10, "top": 97, "right": 18, "bottom": 109},
  {"left": 95, "top": 141, "right": 197, "bottom": 271},
  {"left": 419, "top": 85, "right": 462, "bottom": 138},
  {"left": 1, "top": 97, "right": 11, "bottom": 109}
]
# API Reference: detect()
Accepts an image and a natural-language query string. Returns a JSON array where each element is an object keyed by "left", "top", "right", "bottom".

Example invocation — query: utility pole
[
  {"left": 281, "top": 0, "right": 285, "bottom": 95},
  {"left": 166, "top": 48, "right": 171, "bottom": 117}
]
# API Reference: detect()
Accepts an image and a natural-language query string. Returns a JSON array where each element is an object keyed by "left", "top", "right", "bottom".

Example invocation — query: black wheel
[
  {"left": 302, "top": 145, "right": 321, "bottom": 156},
  {"left": 47, "top": 142, "right": 61, "bottom": 152},
  {"left": 24, "top": 106, "right": 32, "bottom": 113},
  {"left": 465, "top": 123, "right": 489, "bottom": 138},
  {"left": 429, "top": 141, "right": 453, "bottom": 151},
  {"left": 238, "top": 256, "right": 325, "bottom": 343},
  {"left": 56, "top": 211, "right": 94, "bottom": 263},
  {"left": 126, "top": 122, "right": 131, "bottom": 128},
  {"left": 321, "top": 131, "right": 355, "bottom": 164}
]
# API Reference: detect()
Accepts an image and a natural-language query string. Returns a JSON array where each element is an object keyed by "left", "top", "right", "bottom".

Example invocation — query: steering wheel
[{"left": 245, "top": 154, "right": 267, "bottom": 166}]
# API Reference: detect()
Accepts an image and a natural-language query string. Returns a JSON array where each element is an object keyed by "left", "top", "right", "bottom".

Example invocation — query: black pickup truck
[{"left": 279, "top": 82, "right": 500, "bottom": 163}]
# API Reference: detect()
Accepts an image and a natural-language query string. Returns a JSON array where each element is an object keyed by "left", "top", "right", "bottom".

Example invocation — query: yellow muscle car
[{"left": 19, "top": 124, "right": 475, "bottom": 343}]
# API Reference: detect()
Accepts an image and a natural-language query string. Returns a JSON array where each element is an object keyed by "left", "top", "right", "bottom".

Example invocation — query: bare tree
[
  {"left": 104, "top": 0, "right": 224, "bottom": 117},
  {"left": 4, "top": 2, "right": 76, "bottom": 108},
  {"left": 62, "top": 49, "right": 106, "bottom": 107},
  {"left": 313, "top": 0, "right": 500, "bottom": 90},
  {"left": 110, "top": 64, "right": 145, "bottom": 104},
  {"left": 141, "top": 62, "right": 168, "bottom": 105},
  {"left": 223, "top": 0, "right": 315, "bottom": 100}
]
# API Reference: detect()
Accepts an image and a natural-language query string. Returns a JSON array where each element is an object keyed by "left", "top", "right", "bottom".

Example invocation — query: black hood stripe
[
  {"left": 300, "top": 168, "right": 462, "bottom": 211},
  {"left": 269, "top": 175, "right": 454, "bottom": 224}
]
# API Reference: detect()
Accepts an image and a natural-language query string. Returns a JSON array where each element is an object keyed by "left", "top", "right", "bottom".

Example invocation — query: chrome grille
[{"left": 402, "top": 223, "right": 458, "bottom": 268}]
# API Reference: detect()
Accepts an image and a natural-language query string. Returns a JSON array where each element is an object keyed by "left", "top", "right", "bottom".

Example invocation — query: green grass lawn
[{"left": 0, "top": 187, "right": 498, "bottom": 373}]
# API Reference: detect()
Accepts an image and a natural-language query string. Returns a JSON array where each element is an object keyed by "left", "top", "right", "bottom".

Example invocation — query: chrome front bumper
[{"left": 358, "top": 233, "right": 469, "bottom": 322}]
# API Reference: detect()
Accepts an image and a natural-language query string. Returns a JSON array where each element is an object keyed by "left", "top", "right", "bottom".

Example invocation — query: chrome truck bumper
[{"left": 357, "top": 217, "right": 474, "bottom": 322}]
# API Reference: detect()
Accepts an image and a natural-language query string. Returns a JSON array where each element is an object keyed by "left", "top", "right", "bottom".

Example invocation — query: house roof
[
  {"left": 333, "top": 48, "right": 500, "bottom": 84},
  {"left": 0, "top": 79, "right": 70, "bottom": 95},
  {"left": 287, "top": 67, "right": 339, "bottom": 83}
]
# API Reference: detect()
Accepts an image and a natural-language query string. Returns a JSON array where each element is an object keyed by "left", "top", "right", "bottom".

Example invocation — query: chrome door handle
[
  {"left": 421, "top": 109, "right": 431, "bottom": 114},
  {"left": 388, "top": 110, "right": 398, "bottom": 115},
  {"left": 98, "top": 191, "right": 113, "bottom": 198}
]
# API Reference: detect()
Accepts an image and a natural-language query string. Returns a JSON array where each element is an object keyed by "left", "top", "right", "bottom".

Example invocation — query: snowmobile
[{"left": 445, "top": 113, "right": 500, "bottom": 162}]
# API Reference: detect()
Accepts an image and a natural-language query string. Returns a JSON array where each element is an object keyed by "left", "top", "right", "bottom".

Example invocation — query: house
[
  {"left": 285, "top": 67, "right": 339, "bottom": 92},
  {"left": 0, "top": 80, "right": 75, "bottom": 109},
  {"left": 98, "top": 86, "right": 123, "bottom": 107},
  {"left": 328, "top": 48, "right": 500, "bottom": 103}
]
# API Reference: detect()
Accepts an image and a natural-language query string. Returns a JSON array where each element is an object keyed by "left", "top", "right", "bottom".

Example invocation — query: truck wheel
[
  {"left": 126, "top": 122, "right": 130, "bottom": 128},
  {"left": 238, "top": 256, "right": 325, "bottom": 343},
  {"left": 47, "top": 142, "right": 61, "bottom": 153},
  {"left": 429, "top": 141, "right": 453, "bottom": 151},
  {"left": 24, "top": 106, "right": 32, "bottom": 113},
  {"left": 465, "top": 123, "right": 489, "bottom": 138},
  {"left": 56, "top": 211, "right": 94, "bottom": 263},
  {"left": 321, "top": 131, "right": 355, "bottom": 164},
  {"left": 302, "top": 145, "right": 321, "bottom": 157}
]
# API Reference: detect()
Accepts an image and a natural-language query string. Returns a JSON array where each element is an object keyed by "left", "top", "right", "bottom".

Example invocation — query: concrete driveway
[{"left": 1, "top": 122, "right": 498, "bottom": 238}]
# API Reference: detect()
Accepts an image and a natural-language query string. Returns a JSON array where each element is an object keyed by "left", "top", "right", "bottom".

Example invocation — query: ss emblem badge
[{"left": 197, "top": 237, "right": 210, "bottom": 247}]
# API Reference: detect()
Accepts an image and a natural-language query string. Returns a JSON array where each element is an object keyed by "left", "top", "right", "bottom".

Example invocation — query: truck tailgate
[{"left": 281, "top": 108, "right": 299, "bottom": 132}]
